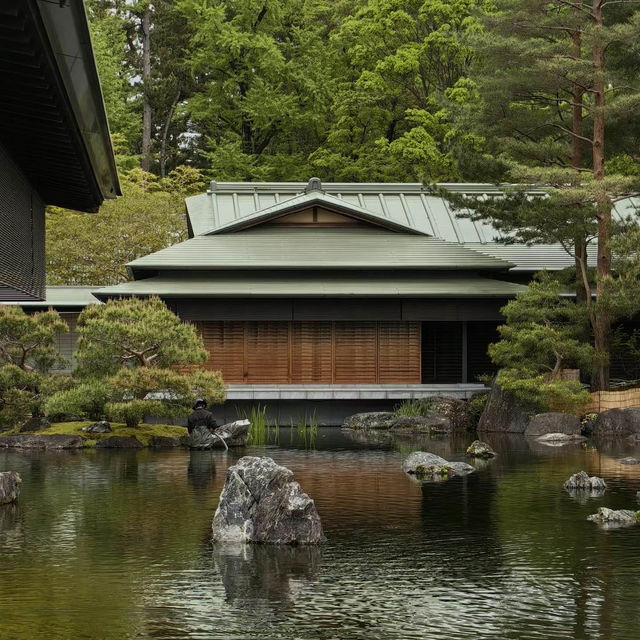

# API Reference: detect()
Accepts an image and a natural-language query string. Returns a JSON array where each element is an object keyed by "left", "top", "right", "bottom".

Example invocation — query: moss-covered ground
[{"left": 18, "top": 421, "right": 187, "bottom": 447}]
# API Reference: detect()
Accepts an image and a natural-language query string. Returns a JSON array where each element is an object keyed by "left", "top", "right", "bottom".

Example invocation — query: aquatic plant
[{"left": 243, "top": 405, "right": 279, "bottom": 446}]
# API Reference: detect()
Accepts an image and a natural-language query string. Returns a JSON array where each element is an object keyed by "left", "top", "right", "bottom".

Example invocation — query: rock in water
[
  {"left": 0, "top": 471, "right": 21, "bottom": 504},
  {"left": 402, "top": 451, "right": 475, "bottom": 482},
  {"left": 593, "top": 408, "right": 640, "bottom": 438},
  {"left": 536, "top": 433, "right": 586, "bottom": 446},
  {"left": 214, "top": 419, "right": 250, "bottom": 447},
  {"left": 563, "top": 471, "right": 607, "bottom": 492},
  {"left": 466, "top": 440, "right": 497, "bottom": 459},
  {"left": 477, "top": 384, "right": 536, "bottom": 433},
  {"left": 587, "top": 507, "right": 638, "bottom": 527},
  {"left": 212, "top": 456, "right": 325, "bottom": 545},
  {"left": 525, "top": 413, "right": 581, "bottom": 437},
  {"left": 343, "top": 412, "right": 397, "bottom": 430}
]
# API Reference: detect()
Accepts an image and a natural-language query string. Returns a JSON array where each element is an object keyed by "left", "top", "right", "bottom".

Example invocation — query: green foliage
[
  {"left": 0, "top": 307, "right": 70, "bottom": 429},
  {"left": 104, "top": 367, "right": 224, "bottom": 428},
  {"left": 46, "top": 168, "right": 203, "bottom": 286},
  {"left": 45, "top": 381, "right": 113, "bottom": 422},
  {"left": 75, "top": 297, "right": 207, "bottom": 378},
  {"left": 0, "top": 365, "right": 42, "bottom": 430},
  {"left": 63, "top": 297, "right": 224, "bottom": 428},
  {"left": 490, "top": 273, "right": 593, "bottom": 412},
  {"left": 0, "top": 306, "right": 68, "bottom": 372}
]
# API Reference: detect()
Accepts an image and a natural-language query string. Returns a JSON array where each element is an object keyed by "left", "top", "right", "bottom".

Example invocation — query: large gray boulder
[
  {"left": 212, "top": 456, "right": 325, "bottom": 545},
  {"left": 0, "top": 434, "right": 84, "bottom": 449},
  {"left": 587, "top": 507, "right": 638, "bottom": 527},
  {"left": 343, "top": 412, "right": 397, "bottom": 430},
  {"left": 478, "top": 384, "right": 536, "bottom": 433},
  {"left": 402, "top": 451, "right": 475, "bottom": 482},
  {"left": 0, "top": 471, "right": 21, "bottom": 505},
  {"left": 593, "top": 409, "right": 640, "bottom": 438},
  {"left": 563, "top": 471, "right": 607, "bottom": 492},
  {"left": 525, "top": 412, "right": 581, "bottom": 437}
]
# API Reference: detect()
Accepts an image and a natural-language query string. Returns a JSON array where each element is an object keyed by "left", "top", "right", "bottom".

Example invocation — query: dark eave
[{"left": 0, "top": 0, "right": 120, "bottom": 212}]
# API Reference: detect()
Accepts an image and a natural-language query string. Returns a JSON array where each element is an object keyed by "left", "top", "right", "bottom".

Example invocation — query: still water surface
[{"left": 1, "top": 429, "right": 640, "bottom": 639}]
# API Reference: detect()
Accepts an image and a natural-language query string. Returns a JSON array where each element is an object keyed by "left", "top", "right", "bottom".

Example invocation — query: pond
[{"left": 1, "top": 428, "right": 640, "bottom": 640}]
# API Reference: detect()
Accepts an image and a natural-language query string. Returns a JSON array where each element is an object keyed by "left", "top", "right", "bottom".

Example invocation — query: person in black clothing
[{"left": 187, "top": 398, "right": 218, "bottom": 434}]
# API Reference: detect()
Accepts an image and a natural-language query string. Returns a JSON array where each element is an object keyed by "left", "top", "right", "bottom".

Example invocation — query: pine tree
[{"left": 443, "top": 0, "right": 640, "bottom": 389}]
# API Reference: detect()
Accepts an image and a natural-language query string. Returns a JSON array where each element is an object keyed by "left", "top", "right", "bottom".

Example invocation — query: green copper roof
[
  {"left": 206, "top": 190, "right": 427, "bottom": 236},
  {"left": 127, "top": 228, "right": 513, "bottom": 275},
  {"left": 95, "top": 273, "right": 527, "bottom": 299},
  {"left": 185, "top": 181, "right": 549, "bottom": 239},
  {"left": 7, "top": 287, "right": 100, "bottom": 308}
]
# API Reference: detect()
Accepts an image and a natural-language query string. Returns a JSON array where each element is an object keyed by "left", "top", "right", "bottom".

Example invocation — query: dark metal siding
[
  {"left": 421, "top": 322, "right": 464, "bottom": 383},
  {"left": 0, "top": 141, "right": 45, "bottom": 300}
]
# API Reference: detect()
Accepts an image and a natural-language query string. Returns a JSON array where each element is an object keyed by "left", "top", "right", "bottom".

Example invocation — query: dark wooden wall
[{"left": 192, "top": 320, "right": 421, "bottom": 384}]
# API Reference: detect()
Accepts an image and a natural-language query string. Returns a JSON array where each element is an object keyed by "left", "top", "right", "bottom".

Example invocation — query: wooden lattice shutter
[
  {"left": 334, "top": 321, "right": 377, "bottom": 383},
  {"left": 200, "top": 321, "right": 245, "bottom": 382},
  {"left": 377, "top": 321, "right": 421, "bottom": 383},
  {"left": 291, "top": 321, "right": 333, "bottom": 383},
  {"left": 245, "top": 322, "right": 290, "bottom": 383}
]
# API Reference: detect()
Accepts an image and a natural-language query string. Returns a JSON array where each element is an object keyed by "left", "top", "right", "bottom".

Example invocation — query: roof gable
[{"left": 204, "top": 189, "right": 428, "bottom": 236}]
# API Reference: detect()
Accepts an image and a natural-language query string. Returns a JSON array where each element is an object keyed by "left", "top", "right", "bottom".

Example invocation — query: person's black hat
[{"left": 193, "top": 398, "right": 207, "bottom": 410}]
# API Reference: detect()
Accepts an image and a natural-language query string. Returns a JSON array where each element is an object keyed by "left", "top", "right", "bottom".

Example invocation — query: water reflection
[
  {"left": 2, "top": 433, "right": 640, "bottom": 639},
  {"left": 213, "top": 544, "right": 321, "bottom": 609},
  {"left": 188, "top": 450, "right": 217, "bottom": 495}
]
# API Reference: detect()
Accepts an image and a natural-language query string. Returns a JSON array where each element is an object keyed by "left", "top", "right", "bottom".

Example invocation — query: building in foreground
[
  {"left": 0, "top": 0, "right": 119, "bottom": 301},
  {"left": 86, "top": 179, "right": 594, "bottom": 422}
]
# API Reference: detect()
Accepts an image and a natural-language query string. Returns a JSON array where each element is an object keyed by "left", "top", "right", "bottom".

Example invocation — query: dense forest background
[
  {"left": 87, "top": 0, "right": 504, "bottom": 183},
  {"left": 48, "top": 0, "right": 640, "bottom": 290}
]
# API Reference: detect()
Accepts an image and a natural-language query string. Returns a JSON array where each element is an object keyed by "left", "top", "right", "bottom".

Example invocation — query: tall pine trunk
[
  {"left": 141, "top": 5, "right": 152, "bottom": 172},
  {"left": 591, "top": 0, "right": 612, "bottom": 391},
  {"left": 571, "top": 27, "right": 588, "bottom": 306}
]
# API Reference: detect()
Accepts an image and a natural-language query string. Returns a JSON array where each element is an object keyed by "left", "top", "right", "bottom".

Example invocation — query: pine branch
[{"left": 550, "top": 123, "right": 594, "bottom": 144}]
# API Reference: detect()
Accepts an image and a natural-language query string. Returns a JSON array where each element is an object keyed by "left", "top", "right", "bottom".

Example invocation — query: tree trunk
[
  {"left": 591, "top": 0, "right": 611, "bottom": 391},
  {"left": 141, "top": 5, "right": 152, "bottom": 172},
  {"left": 571, "top": 29, "right": 588, "bottom": 304},
  {"left": 159, "top": 91, "right": 180, "bottom": 178}
]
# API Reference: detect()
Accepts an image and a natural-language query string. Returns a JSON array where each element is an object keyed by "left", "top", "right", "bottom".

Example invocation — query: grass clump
[{"left": 394, "top": 398, "right": 438, "bottom": 417}]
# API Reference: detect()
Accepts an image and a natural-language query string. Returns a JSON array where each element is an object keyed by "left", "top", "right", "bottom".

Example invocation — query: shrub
[{"left": 45, "top": 381, "right": 112, "bottom": 422}]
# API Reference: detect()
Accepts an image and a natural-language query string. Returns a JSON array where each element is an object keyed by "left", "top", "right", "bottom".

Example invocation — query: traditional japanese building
[
  {"left": 87, "top": 179, "right": 593, "bottom": 422},
  {"left": 0, "top": 0, "right": 119, "bottom": 301}
]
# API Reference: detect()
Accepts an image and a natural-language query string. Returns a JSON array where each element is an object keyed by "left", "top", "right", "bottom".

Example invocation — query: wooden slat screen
[
  {"left": 245, "top": 322, "right": 290, "bottom": 383},
  {"left": 197, "top": 321, "right": 421, "bottom": 384},
  {"left": 334, "top": 321, "right": 378, "bottom": 383},
  {"left": 378, "top": 321, "right": 421, "bottom": 383},
  {"left": 291, "top": 321, "right": 333, "bottom": 383},
  {"left": 199, "top": 320, "right": 245, "bottom": 382}
]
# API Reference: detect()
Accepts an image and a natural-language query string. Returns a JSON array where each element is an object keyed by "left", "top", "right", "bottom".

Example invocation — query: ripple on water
[{"left": 1, "top": 432, "right": 640, "bottom": 639}]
